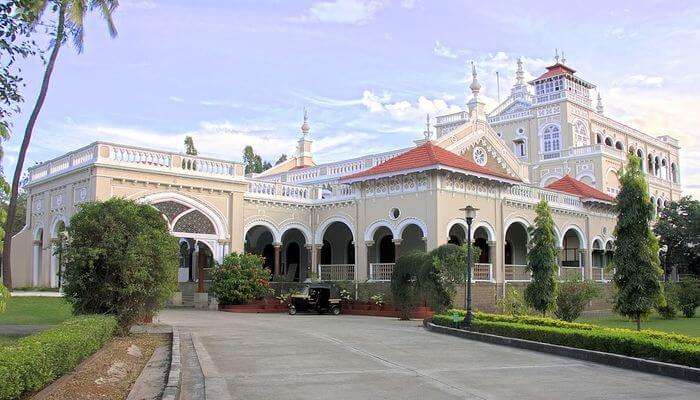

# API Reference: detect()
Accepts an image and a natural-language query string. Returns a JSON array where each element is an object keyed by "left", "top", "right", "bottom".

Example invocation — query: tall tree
[
  {"left": 524, "top": 200, "right": 559, "bottom": 316},
  {"left": 2, "top": 0, "right": 119, "bottom": 287},
  {"left": 183, "top": 135, "right": 197, "bottom": 155},
  {"left": 612, "top": 155, "right": 664, "bottom": 330},
  {"left": 654, "top": 196, "right": 700, "bottom": 278},
  {"left": 275, "top": 154, "right": 287, "bottom": 165},
  {"left": 243, "top": 145, "right": 270, "bottom": 174}
]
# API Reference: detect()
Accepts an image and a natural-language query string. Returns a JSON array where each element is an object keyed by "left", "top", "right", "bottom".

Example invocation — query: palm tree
[{"left": 2, "top": 0, "right": 119, "bottom": 287}]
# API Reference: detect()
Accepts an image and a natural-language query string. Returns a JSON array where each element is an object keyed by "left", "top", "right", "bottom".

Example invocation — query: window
[
  {"left": 513, "top": 139, "right": 526, "bottom": 157},
  {"left": 574, "top": 120, "right": 589, "bottom": 147},
  {"left": 389, "top": 208, "right": 400, "bottom": 220},
  {"left": 473, "top": 147, "right": 488, "bottom": 166},
  {"left": 541, "top": 124, "right": 561, "bottom": 154}
]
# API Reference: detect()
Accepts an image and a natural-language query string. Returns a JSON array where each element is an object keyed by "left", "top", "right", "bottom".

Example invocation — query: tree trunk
[
  {"left": 636, "top": 315, "right": 641, "bottom": 331},
  {"left": 1, "top": 5, "right": 66, "bottom": 288}
]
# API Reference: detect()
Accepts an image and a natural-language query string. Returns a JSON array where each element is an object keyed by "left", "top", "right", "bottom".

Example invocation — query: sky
[{"left": 3, "top": 0, "right": 700, "bottom": 197}]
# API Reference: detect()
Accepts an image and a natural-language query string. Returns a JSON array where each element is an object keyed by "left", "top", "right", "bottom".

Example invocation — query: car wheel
[
  {"left": 331, "top": 306, "right": 341, "bottom": 315},
  {"left": 288, "top": 306, "right": 297, "bottom": 315}
]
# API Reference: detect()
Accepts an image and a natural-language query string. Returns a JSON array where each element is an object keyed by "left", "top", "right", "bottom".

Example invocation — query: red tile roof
[
  {"left": 533, "top": 63, "right": 576, "bottom": 81},
  {"left": 342, "top": 141, "right": 518, "bottom": 182},
  {"left": 545, "top": 175, "right": 615, "bottom": 203}
]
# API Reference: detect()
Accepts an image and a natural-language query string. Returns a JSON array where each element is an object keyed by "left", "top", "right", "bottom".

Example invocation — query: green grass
[
  {"left": 578, "top": 312, "right": 700, "bottom": 337},
  {"left": 0, "top": 297, "right": 73, "bottom": 325},
  {"left": 0, "top": 335, "right": 19, "bottom": 347}
]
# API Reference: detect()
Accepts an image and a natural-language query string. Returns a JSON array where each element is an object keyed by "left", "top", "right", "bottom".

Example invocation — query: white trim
[
  {"left": 471, "top": 220, "right": 496, "bottom": 241},
  {"left": 560, "top": 224, "right": 588, "bottom": 249},
  {"left": 575, "top": 171, "right": 596, "bottom": 184},
  {"left": 364, "top": 219, "right": 395, "bottom": 242},
  {"left": 244, "top": 219, "right": 281, "bottom": 243},
  {"left": 280, "top": 222, "right": 313, "bottom": 244},
  {"left": 315, "top": 216, "right": 356, "bottom": 245},
  {"left": 396, "top": 217, "right": 428, "bottom": 238},
  {"left": 539, "top": 173, "right": 563, "bottom": 187},
  {"left": 137, "top": 192, "right": 229, "bottom": 239},
  {"left": 446, "top": 218, "right": 467, "bottom": 240},
  {"left": 591, "top": 236, "right": 604, "bottom": 250},
  {"left": 503, "top": 217, "right": 531, "bottom": 240}
]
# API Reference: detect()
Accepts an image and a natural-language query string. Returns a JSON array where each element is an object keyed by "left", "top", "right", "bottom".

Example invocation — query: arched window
[
  {"left": 596, "top": 133, "right": 603, "bottom": 144},
  {"left": 671, "top": 163, "right": 678, "bottom": 183},
  {"left": 541, "top": 124, "right": 561, "bottom": 154},
  {"left": 615, "top": 141, "right": 624, "bottom": 151},
  {"left": 574, "top": 120, "right": 589, "bottom": 147},
  {"left": 604, "top": 137, "right": 613, "bottom": 147}
]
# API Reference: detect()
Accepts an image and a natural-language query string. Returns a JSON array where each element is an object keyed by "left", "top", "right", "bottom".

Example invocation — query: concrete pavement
[{"left": 157, "top": 309, "right": 699, "bottom": 400}]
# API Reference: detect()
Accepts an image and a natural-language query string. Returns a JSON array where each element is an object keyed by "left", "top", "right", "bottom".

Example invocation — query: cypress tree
[
  {"left": 525, "top": 200, "right": 559, "bottom": 316},
  {"left": 612, "top": 155, "right": 664, "bottom": 330}
]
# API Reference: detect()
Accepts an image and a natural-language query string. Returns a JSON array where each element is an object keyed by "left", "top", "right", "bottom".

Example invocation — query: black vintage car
[{"left": 288, "top": 283, "right": 342, "bottom": 315}]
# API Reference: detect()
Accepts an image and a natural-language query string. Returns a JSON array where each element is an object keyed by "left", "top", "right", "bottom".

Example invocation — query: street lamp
[{"left": 459, "top": 205, "right": 478, "bottom": 327}]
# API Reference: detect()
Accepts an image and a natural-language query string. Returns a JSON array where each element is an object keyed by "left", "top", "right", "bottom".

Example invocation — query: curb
[
  {"left": 424, "top": 320, "right": 700, "bottom": 383},
  {"left": 191, "top": 332, "right": 233, "bottom": 400},
  {"left": 162, "top": 328, "right": 182, "bottom": 400}
]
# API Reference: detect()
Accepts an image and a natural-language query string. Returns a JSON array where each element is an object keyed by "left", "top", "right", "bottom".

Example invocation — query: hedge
[
  {"left": 445, "top": 310, "right": 700, "bottom": 346},
  {"left": 0, "top": 315, "right": 117, "bottom": 400},
  {"left": 431, "top": 314, "right": 700, "bottom": 367}
]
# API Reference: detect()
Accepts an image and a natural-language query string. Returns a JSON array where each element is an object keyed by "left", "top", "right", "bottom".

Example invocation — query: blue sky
[{"left": 4, "top": 0, "right": 700, "bottom": 196}]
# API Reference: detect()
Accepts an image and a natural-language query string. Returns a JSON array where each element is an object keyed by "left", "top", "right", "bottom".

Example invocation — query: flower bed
[
  {"left": 0, "top": 315, "right": 117, "bottom": 400},
  {"left": 342, "top": 302, "right": 434, "bottom": 319},
  {"left": 431, "top": 311, "right": 700, "bottom": 368},
  {"left": 219, "top": 298, "right": 287, "bottom": 313}
]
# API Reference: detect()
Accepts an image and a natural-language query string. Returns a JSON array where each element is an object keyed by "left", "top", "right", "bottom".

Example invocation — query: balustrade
[
  {"left": 473, "top": 263, "right": 493, "bottom": 282},
  {"left": 504, "top": 264, "right": 530, "bottom": 282},
  {"left": 369, "top": 263, "right": 394, "bottom": 281},
  {"left": 318, "top": 264, "right": 355, "bottom": 281}
]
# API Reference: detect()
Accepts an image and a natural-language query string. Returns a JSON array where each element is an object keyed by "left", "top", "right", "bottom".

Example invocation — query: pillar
[
  {"left": 191, "top": 242, "right": 199, "bottom": 283},
  {"left": 306, "top": 243, "right": 315, "bottom": 280},
  {"left": 392, "top": 238, "right": 402, "bottom": 260},
  {"left": 273, "top": 243, "right": 281, "bottom": 277},
  {"left": 363, "top": 240, "right": 373, "bottom": 281},
  {"left": 582, "top": 248, "right": 592, "bottom": 280},
  {"left": 487, "top": 240, "right": 496, "bottom": 281}
]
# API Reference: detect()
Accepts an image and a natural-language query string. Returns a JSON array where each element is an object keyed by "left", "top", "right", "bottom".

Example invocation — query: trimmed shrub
[
  {"left": 391, "top": 251, "right": 452, "bottom": 320},
  {"left": 431, "top": 315, "right": 700, "bottom": 367},
  {"left": 63, "top": 198, "right": 179, "bottom": 330},
  {"left": 0, "top": 283, "right": 8, "bottom": 313},
  {"left": 497, "top": 287, "right": 528, "bottom": 316},
  {"left": 209, "top": 252, "right": 273, "bottom": 305},
  {"left": 0, "top": 315, "right": 116, "bottom": 400},
  {"left": 675, "top": 277, "right": 700, "bottom": 318},
  {"left": 554, "top": 278, "right": 601, "bottom": 322}
]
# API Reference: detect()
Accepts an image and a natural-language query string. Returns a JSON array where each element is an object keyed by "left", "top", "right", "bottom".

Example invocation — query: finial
[
  {"left": 301, "top": 107, "right": 310, "bottom": 135},
  {"left": 423, "top": 114, "right": 431, "bottom": 140},
  {"left": 561, "top": 51, "right": 567, "bottom": 65},
  {"left": 554, "top": 48, "right": 560, "bottom": 63},
  {"left": 469, "top": 61, "right": 481, "bottom": 97},
  {"left": 516, "top": 57, "right": 524, "bottom": 84},
  {"left": 596, "top": 93, "right": 604, "bottom": 114}
]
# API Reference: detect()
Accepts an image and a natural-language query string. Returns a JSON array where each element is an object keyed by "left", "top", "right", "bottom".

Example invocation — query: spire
[
  {"left": 554, "top": 48, "right": 560, "bottom": 64},
  {"left": 301, "top": 108, "right": 310, "bottom": 135},
  {"left": 467, "top": 61, "right": 485, "bottom": 120},
  {"left": 423, "top": 114, "right": 432, "bottom": 140},
  {"left": 516, "top": 57, "right": 524, "bottom": 85},
  {"left": 561, "top": 51, "right": 567, "bottom": 65},
  {"left": 596, "top": 93, "right": 604, "bottom": 114}
]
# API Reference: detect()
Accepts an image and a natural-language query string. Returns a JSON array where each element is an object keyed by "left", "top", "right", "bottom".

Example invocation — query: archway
[
  {"left": 32, "top": 227, "right": 44, "bottom": 287},
  {"left": 473, "top": 226, "right": 492, "bottom": 281},
  {"left": 245, "top": 225, "right": 276, "bottom": 275},
  {"left": 318, "top": 221, "right": 355, "bottom": 280},
  {"left": 50, "top": 220, "right": 67, "bottom": 288},
  {"left": 400, "top": 223, "right": 426, "bottom": 255},
  {"left": 591, "top": 239, "right": 605, "bottom": 281},
  {"left": 504, "top": 222, "right": 529, "bottom": 281},
  {"left": 561, "top": 228, "right": 584, "bottom": 280},
  {"left": 448, "top": 223, "right": 466, "bottom": 245},
  {"left": 368, "top": 226, "right": 394, "bottom": 281},
  {"left": 281, "top": 228, "right": 308, "bottom": 282}
]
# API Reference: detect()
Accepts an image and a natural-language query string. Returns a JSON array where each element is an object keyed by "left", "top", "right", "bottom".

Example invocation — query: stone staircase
[{"left": 180, "top": 283, "right": 196, "bottom": 308}]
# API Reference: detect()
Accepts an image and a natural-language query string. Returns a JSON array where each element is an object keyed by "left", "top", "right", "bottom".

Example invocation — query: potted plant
[{"left": 370, "top": 293, "right": 385, "bottom": 311}]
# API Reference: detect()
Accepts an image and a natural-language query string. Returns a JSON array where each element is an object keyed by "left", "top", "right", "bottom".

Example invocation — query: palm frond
[{"left": 91, "top": 0, "right": 118, "bottom": 38}]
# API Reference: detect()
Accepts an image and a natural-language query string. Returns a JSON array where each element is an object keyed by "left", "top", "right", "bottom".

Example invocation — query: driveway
[{"left": 158, "top": 309, "right": 699, "bottom": 400}]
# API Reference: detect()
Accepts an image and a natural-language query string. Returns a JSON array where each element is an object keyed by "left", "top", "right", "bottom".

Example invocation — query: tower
[
  {"left": 467, "top": 62, "right": 486, "bottom": 120},
  {"left": 295, "top": 109, "right": 314, "bottom": 168}
]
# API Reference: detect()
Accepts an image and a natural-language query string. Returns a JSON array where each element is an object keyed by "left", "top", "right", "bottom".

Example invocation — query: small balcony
[
  {"left": 473, "top": 263, "right": 493, "bottom": 282},
  {"left": 318, "top": 264, "right": 355, "bottom": 281},
  {"left": 504, "top": 264, "right": 531, "bottom": 282},
  {"left": 369, "top": 263, "right": 395, "bottom": 281}
]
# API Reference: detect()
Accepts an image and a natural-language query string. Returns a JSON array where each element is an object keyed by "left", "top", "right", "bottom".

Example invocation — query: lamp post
[{"left": 459, "top": 205, "right": 478, "bottom": 327}]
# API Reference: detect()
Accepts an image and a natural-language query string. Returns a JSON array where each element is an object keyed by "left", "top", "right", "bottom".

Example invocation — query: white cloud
[
  {"left": 612, "top": 74, "right": 664, "bottom": 88},
  {"left": 433, "top": 41, "right": 459, "bottom": 59},
  {"left": 168, "top": 96, "right": 184, "bottom": 103},
  {"left": 119, "top": 0, "right": 157, "bottom": 10},
  {"left": 294, "top": 0, "right": 389, "bottom": 25}
]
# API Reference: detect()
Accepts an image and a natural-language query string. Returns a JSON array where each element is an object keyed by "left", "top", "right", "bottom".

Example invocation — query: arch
[
  {"left": 49, "top": 216, "right": 68, "bottom": 288},
  {"left": 138, "top": 192, "right": 228, "bottom": 238},
  {"left": 615, "top": 141, "right": 624, "bottom": 151},
  {"left": 573, "top": 120, "right": 589, "bottom": 147},
  {"left": 446, "top": 218, "right": 468, "bottom": 242},
  {"left": 364, "top": 219, "right": 395, "bottom": 242},
  {"left": 539, "top": 173, "right": 563, "bottom": 187},
  {"left": 503, "top": 216, "right": 531, "bottom": 240},
  {"left": 396, "top": 217, "right": 427, "bottom": 238},
  {"left": 280, "top": 222, "right": 313, "bottom": 244},
  {"left": 32, "top": 224, "right": 45, "bottom": 287},
  {"left": 591, "top": 236, "right": 605, "bottom": 250},
  {"left": 50, "top": 215, "right": 68, "bottom": 237},
  {"left": 604, "top": 136, "right": 613, "bottom": 147},
  {"left": 470, "top": 220, "right": 496, "bottom": 241},
  {"left": 595, "top": 132, "right": 603, "bottom": 144},
  {"left": 539, "top": 123, "right": 562, "bottom": 153},
  {"left": 244, "top": 219, "right": 281, "bottom": 243},
  {"left": 559, "top": 224, "right": 587, "bottom": 249},
  {"left": 315, "top": 216, "right": 356, "bottom": 245},
  {"left": 575, "top": 171, "right": 596, "bottom": 185}
]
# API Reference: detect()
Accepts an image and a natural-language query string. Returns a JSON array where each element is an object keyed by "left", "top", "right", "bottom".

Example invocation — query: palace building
[{"left": 10, "top": 57, "right": 682, "bottom": 307}]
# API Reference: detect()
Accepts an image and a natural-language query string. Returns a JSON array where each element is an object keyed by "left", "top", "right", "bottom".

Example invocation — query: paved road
[{"left": 158, "top": 309, "right": 699, "bottom": 400}]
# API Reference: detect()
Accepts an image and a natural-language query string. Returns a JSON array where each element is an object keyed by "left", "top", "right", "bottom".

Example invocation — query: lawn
[
  {"left": 0, "top": 296, "right": 73, "bottom": 325},
  {"left": 0, "top": 335, "right": 19, "bottom": 347},
  {"left": 578, "top": 312, "right": 700, "bottom": 337}
]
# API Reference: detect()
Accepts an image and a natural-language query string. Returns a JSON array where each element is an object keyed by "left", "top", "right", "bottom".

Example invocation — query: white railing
[
  {"left": 318, "top": 264, "right": 355, "bottom": 281},
  {"left": 369, "top": 263, "right": 394, "bottom": 281},
  {"left": 487, "top": 109, "right": 532, "bottom": 124},
  {"left": 559, "top": 266, "right": 584, "bottom": 280},
  {"left": 504, "top": 264, "right": 530, "bottom": 282},
  {"left": 435, "top": 111, "right": 469, "bottom": 126},
  {"left": 27, "top": 142, "right": 245, "bottom": 184},
  {"left": 505, "top": 185, "right": 583, "bottom": 209},
  {"left": 246, "top": 180, "right": 316, "bottom": 201},
  {"left": 473, "top": 263, "right": 493, "bottom": 282},
  {"left": 592, "top": 267, "right": 605, "bottom": 282},
  {"left": 534, "top": 91, "right": 565, "bottom": 104}
]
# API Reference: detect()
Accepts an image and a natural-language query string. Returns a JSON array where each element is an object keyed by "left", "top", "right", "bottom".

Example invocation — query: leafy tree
[
  {"left": 3, "top": 0, "right": 120, "bottom": 287},
  {"left": 524, "top": 200, "right": 558, "bottom": 316},
  {"left": 0, "top": 0, "right": 39, "bottom": 136},
  {"left": 554, "top": 276, "right": 601, "bottom": 322},
  {"left": 675, "top": 277, "right": 700, "bottom": 318},
  {"left": 612, "top": 155, "right": 664, "bottom": 330},
  {"left": 275, "top": 154, "right": 288, "bottom": 165},
  {"left": 262, "top": 160, "right": 272, "bottom": 170},
  {"left": 654, "top": 196, "right": 700, "bottom": 277},
  {"left": 0, "top": 282, "right": 9, "bottom": 313},
  {"left": 184, "top": 135, "right": 197, "bottom": 155},
  {"left": 62, "top": 198, "right": 179, "bottom": 330},
  {"left": 209, "top": 252, "right": 273, "bottom": 305},
  {"left": 242, "top": 145, "right": 273, "bottom": 173}
]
